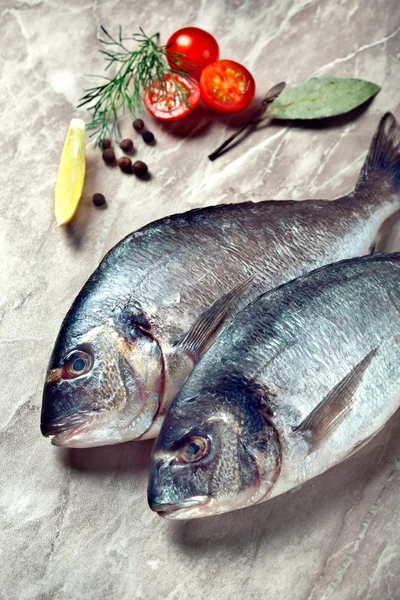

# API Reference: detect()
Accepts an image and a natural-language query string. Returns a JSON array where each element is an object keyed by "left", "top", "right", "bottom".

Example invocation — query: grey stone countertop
[{"left": 1, "top": 0, "right": 400, "bottom": 598}]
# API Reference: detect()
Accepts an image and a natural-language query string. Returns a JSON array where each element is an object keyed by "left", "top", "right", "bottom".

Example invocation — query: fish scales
[
  {"left": 148, "top": 254, "right": 400, "bottom": 518},
  {"left": 41, "top": 113, "right": 400, "bottom": 448}
]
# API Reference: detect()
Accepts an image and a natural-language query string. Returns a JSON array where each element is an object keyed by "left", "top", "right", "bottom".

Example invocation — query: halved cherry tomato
[
  {"left": 167, "top": 27, "right": 219, "bottom": 81},
  {"left": 200, "top": 60, "right": 255, "bottom": 114},
  {"left": 143, "top": 74, "right": 200, "bottom": 122}
]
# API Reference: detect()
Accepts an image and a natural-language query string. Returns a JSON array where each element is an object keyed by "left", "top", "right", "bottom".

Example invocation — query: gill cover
[
  {"left": 148, "top": 374, "right": 282, "bottom": 518},
  {"left": 41, "top": 314, "right": 164, "bottom": 446},
  {"left": 218, "top": 376, "right": 282, "bottom": 510}
]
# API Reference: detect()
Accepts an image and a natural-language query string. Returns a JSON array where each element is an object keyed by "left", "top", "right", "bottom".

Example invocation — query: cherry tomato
[
  {"left": 167, "top": 27, "right": 219, "bottom": 81},
  {"left": 200, "top": 60, "right": 255, "bottom": 114},
  {"left": 143, "top": 74, "right": 200, "bottom": 122}
]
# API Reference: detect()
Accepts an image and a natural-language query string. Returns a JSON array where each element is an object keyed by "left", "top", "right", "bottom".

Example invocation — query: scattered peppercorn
[
  {"left": 132, "top": 160, "right": 148, "bottom": 177},
  {"left": 102, "top": 139, "right": 112, "bottom": 150},
  {"left": 102, "top": 148, "right": 116, "bottom": 164},
  {"left": 92, "top": 193, "right": 106, "bottom": 206},
  {"left": 142, "top": 131, "right": 155, "bottom": 144},
  {"left": 133, "top": 118, "right": 145, "bottom": 132},
  {"left": 117, "top": 156, "right": 132, "bottom": 173},
  {"left": 119, "top": 138, "right": 134, "bottom": 153}
]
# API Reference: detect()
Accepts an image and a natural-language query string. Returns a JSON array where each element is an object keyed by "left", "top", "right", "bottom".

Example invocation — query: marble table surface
[{"left": 1, "top": 0, "right": 400, "bottom": 598}]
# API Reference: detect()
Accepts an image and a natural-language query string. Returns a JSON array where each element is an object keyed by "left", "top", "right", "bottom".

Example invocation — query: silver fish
[
  {"left": 148, "top": 253, "right": 400, "bottom": 519},
  {"left": 41, "top": 113, "right": 400, "bottom": 448}
]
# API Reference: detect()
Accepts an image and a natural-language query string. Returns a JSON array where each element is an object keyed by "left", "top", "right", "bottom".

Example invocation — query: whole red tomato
[
  {"left": 167, "top": 27, "right": 219, "bottom": 81},
  {"left": 200, "top": 59, "right": 255, "bottom": 114}
]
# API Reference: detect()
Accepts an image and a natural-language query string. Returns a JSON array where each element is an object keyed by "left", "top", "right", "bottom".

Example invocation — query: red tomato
[
  {"left": 200, "top": 60, "right": 255, "bottom": 114},
  {"left": 167, "top": 27, "right": 219, "bottom": 80},
  {"left": 143, "top": 74, "right": 200, "bottom": 122}
]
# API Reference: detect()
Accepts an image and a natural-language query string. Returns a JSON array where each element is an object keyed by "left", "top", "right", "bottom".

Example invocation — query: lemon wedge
[{"left": 54, "top": 118, "right": 86, "bottom": 226}]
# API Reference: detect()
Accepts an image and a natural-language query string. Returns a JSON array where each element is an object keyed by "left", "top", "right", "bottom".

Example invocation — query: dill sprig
[{"left": 78, "top": 26, "right": 195, "bottom": 148}]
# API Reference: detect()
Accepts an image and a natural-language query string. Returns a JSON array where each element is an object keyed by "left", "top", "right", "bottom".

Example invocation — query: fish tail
[{"left": 356, "top": 112, "right": 400, "bottom": 192}]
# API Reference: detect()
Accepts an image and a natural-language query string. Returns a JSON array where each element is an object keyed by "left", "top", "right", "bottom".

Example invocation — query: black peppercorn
[
  {"left": 92, "top": 193, "right": 106, "bottom": 206},
  {"left": 119, "top": 138, "right": 134, "bottom": 153},
  {"left": 102, "top": 139, "right": 112, "bottom": 150},
  {"left": 133, "top": 119, "right": 145, "bottom": 132},
  {"left": 117, "top": 156, "right": 132, "bottom": 173},
  {"left": 132, "top": 160, "right": 148, "bottom": 177},
  {"left": 102, "top": 148, "right": 116, "bottom": 164},
  {"left": 142, "top": 131, "right": 155, "bottom": 144}
]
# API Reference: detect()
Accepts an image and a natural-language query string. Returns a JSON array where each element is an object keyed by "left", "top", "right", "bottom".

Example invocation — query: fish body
[
  {"left": 41, "top": 113, "right": 400, "bottom": 447},
  {"left": 148, "top": 253, "right": 400, "bottom": 519}
]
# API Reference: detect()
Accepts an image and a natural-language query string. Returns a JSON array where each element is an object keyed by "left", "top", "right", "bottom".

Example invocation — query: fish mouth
[
  {"left": 153, "top": 496, "right": 210, "bottom": 520},
  {"left": 153, "top": 480, "right": 268, "bottom": 520},
  {"left": 41, "top": 414, "right": 94, "bottom": 447}
]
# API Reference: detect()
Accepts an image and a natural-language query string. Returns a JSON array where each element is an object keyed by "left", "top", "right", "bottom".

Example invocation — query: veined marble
[{"left": 1, "top": 0, "right": 399, "bottom": 598}]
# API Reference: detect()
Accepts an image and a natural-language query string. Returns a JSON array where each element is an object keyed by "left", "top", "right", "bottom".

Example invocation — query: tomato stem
[{"left": 208, "top": 82, "right": 286, "bottom": 162}]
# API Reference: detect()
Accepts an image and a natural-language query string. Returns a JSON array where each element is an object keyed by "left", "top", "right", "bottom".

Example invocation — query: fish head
[
  {"left": 41, "top": 306, "right": 164, "bottom": 447},
  {"left": 148, "top": 375, "right": 282, "bottom": 519}
]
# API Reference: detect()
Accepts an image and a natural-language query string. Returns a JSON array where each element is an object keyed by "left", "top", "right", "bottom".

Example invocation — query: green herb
[
  {"left": 209, "top": 77, "right": 381, "bottom": 161},
  {"left": 78, "top": 26, "right": 194, "bottom": 148}
]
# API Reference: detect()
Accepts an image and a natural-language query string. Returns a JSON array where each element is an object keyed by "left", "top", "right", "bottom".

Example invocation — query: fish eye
[
  {"left": 64, "top": 350, "right": 93, "bottom": 378},
  {"left": 180, "top": 436, "right": 209, "bottom": 463}
]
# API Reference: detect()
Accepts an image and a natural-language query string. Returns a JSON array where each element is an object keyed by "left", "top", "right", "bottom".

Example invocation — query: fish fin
[
  {"left": 295, "top": 347, "right": 378, "bottom": 454},
  {"left": 356, "top": 112, "right": 400, "bottom": 191},
  {"left": 177, "top": 276, "right": 254, "bottom": 361}
]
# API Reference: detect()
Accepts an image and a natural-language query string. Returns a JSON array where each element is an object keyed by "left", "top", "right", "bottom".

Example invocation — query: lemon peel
[{"left": 54, "top": 118, "right": 86, "bottom": 226}]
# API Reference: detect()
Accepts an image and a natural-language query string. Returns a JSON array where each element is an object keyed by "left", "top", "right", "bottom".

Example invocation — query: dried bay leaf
[
  {"left": 208, "top": 77, "right": 381, "bottom": 161},
  {"left": 261, "top": 77, "right": 381, "bottom": 121}
]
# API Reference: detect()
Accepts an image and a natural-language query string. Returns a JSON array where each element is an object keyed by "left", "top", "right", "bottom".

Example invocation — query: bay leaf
[{"left": 261, "top": 77, "right": 381, "bottom": 121}]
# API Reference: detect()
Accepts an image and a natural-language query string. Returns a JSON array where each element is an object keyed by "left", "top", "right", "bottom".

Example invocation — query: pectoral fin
[
  {"left": 295, "top": 348, "right": 378, "bottom": 454},
  {"left": 177, "top": 276, "right": 254, "bottom": 361}
]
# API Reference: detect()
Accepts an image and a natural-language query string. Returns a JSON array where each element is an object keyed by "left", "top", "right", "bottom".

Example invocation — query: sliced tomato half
[
  {"left": 143, "top": 73, "right": 200, "bottom": 122},
  {"left": 200, "top": 59, "right": 255, "bottom": 114}
]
